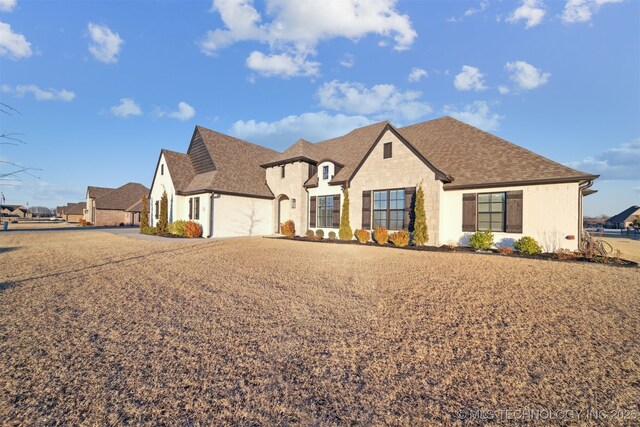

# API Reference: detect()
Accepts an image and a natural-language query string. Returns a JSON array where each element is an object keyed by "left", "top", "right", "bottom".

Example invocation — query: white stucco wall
[
  {"left": 149, "top": 153, "right": 177, "bottom": 227},
  {"left": 211, "top": 193, "right": 273, "bottom": 237},
  {"left": 307, "top": 161, "right": 343, "bottom": 236},
  {"left": 439, "top": 182, "right": 581, "bottom": 251},
  {"left": 348, "top": 129, "right": 442, "bottom": 244}
]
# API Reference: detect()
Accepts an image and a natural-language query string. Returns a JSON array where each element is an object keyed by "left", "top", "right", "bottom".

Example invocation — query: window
[
  {"left": 291, "top": 199, "right": 296, "bottom": 209},
  {"left": 281, "top": 165, "right": 285, "bottom": 178},
  {"left": 161, "top": 164, "right": 164, "bottom": 175},
  {"left": 383, "top": 142, "right": 392, "bottom": 159},
  {"left": 323, "top": 165, "right": 329, "bottom": 180},
  {"left": 155, "top": 201, "right": 159, "bottom": 219},
  {"left": 189, "top": 197, "right": 200, "bottom": 220},
  {"left": 317, "top": 195, "right": 334, "bottom": 228},
  {"left": 373, "top": 189, "right": 405, "bottom": 230},
  {"left": 477, "top": 192, "right": 505, "bottom": 232}
]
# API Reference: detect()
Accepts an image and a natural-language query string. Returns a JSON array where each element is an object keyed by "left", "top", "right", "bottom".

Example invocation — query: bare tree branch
[{"left": 0, "top": 132, "right": 25, "bottom": 145}]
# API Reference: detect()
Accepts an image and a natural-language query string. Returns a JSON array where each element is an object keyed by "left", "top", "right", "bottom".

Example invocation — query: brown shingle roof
[
  {"left": 87, "top": 186, "right": 114, "bottom": 199},
  {"left": 399, "top": 117, "right": 596, "bottom": 188},
  {"left": 66, "top": 202, "right": 86, "bottom": 215},
  {"left": 607, "top": 206, "right": 640, "bottom": 224},
  {"left": 161, "top": 149, "right": 195, "bottom": 192},
  {"left": 95, "top": 183, "right": 149, "bottom": 210}
]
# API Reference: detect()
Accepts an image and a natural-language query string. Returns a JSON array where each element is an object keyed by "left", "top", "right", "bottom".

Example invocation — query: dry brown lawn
[
  {"left": 2, "top": 221, "right": 78, "bottom": 230},
  {"left": 602, "top": 237, "right": 640, "bottom": 264},
  {"left": 1, "top": 231, "right": 638, "bottom": 425}
]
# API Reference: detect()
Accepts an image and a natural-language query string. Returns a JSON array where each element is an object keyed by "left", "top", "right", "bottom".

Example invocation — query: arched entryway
[{"left": 276, "top": 194, "right": 290, "bottom": 233}]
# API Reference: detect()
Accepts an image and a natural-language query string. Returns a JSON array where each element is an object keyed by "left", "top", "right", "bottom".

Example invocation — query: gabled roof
[
  {"left": 87, "top": 186, "right": 114, "bottom": 199},
  {"left": 95, "top": 183, "right": 149, "bottom": 210},
  {"left": 398, "top": 117, "right": 597, "bottom": 189},
  {"left": 66, "top": 202, "right": 86, "bottom": 215},
  {"left": 607, "top": 206, "right": 640, "bottom": 223},
  {"left": 162, "top": 149, "right": 195, "bottom": 191}
]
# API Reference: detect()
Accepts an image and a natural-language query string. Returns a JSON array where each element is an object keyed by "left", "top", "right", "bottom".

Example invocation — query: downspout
[
  {"left": 578, "top": 180, "right": 594, "bottom": 245},
  {"left": 208, "top": 192, "right": 214, "bottom": 238}
]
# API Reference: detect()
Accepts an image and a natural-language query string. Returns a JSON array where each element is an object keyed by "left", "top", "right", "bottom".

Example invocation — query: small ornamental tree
[
  {"left": 157, "top": 190, "right": 169, "bottom": 234},
  {"left": 140, "top": 196, "right": 149, "bottom": 230},
  {"left": 413, "top": 182, "right": 428, "bottom": 246},
  {"left": 339, "top": 187, "right": 353, "bottom": 241}
]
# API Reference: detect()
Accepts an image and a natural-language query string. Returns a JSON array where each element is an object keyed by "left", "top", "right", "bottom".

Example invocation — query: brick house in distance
[
  {"left": 64, "top": 202, "right": 86, "bottom": 223},
  {"left": 84, "top": 183, "right": 149, "bottom": 226}
]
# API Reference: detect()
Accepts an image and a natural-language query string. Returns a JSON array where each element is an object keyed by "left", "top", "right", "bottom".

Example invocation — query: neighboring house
[
  {"left": 64, "top": 202, "right": 86, "bottom": 223},
  {"left": 149, "top": 117, "right": 598, "bottom": 250},
  {"left": 606, "top": 205, "right": 640, "bottom": 229},
  {"left": 84, "top": 183, "right": 149, "bottom": 226},
  {"left": 0, "top": 204, "right": 31, "bottom": 218}
]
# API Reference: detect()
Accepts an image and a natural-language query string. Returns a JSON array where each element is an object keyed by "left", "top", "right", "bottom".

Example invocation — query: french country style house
[{"left": 149, "top": 116, "right": 598, "bottom": 250}]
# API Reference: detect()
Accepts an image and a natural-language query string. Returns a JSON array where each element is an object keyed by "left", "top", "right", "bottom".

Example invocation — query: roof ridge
[{"left": 197, "top": 125, "right": 279, "bottom": 155}]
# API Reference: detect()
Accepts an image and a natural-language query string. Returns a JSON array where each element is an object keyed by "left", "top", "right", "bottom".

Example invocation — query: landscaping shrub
[
  {"left": 339, "top": 187, "right": 353, "bottom": 241},
  {"left": 169, "top": 220, "right": 188, "bottom": 236},
  {"left": 305, "top": 229, "right": 314, "bottom": 237},
  {"left": 413, "top": 182, "right": 428, "bottom": 245},
  {"left": 328, "top": 231, "right": 336, "bottom": 240},
  {"left": 140, "top": 196, "right": 149, "bottom": 230},
  {"left": 140, "top": 226, "right": 157, "bottom": 235},
  {"left": 389, "top": 229, "right": 410, "bottom": 247},
  {"left": 373, "top": 226, "right": 388, "bottom": 244},
  {"left": 280, "top": 220, "right": 295, "bottom": 237},
  {"left": 555, "top": 248, "right": 577, "bottom": 260},
  {"left": 497, "top": 246, "right": 514, "bottom": 255},
  {"left": 469, "top": 229, "right": 493, "bottom": 250},
  {"left": 315, "top": 229, "right": 324, "bottom": 239},
  {"left": 78, "top": 219, "right": 92, "bottom": 227},
  {"left": 354, "top": 229, "right": 370, "bottom": 244},
  {"left": 119, "top": 222, "right": 125, "bottom": 227},
  {"left": 184, "top": 221, "right": 203, "bottom": 238},
  {"left": 157, "top": 191, "right": 169, "bottom": 234},
  {"left": 514, "top": 236, "right": 542, "bottom": 255}
]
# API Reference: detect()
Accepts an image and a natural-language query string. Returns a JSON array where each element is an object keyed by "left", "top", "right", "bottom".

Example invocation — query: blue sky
[{"left": 0, "top": 0, "right": 638, "bottom": 216}]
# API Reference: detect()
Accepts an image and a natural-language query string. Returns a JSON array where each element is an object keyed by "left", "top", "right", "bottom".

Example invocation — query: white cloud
[
  {"left": 339, "top": 53, "right": 355, "bottom": 68},
  {"left": 448, "top": 1, "right": 489, "bottom": 22},
  {"left": 246, "top": 51, "right": 319, "bottom": 77},
  {"left": 567, "top": 139, "right": 640, "bottom": 180},
  {"left": 408, "top": 67, "right": 428, "bottom": 82},
  {"left": 0, "top": 21, "right": 31, "bottom": 59},
  {"left": 200, "top": 0, "right": 416, "bottom": 78},
  {"left": 156, "top": 101, "right": 196, "bottom": 121},
  {"left": 0, "top": 0, "right": 17, "bottom": 12},
  {"left": 498, "top": 85, "right": 510, "bottom": 94},
  {"left": 454, "top": 65, "right": 487, "bottom": 91},
  {"left": 506, "top": 0, "right": 546, "bottom": 28},
  {"left": 505, "top": 60, "right": 550, "bottom": 90},
  {"left": 317, "top": 80, "right": 432, "bottom": 122},
  {"left": 443, "top": 101, "right": 504, "bottom": 131},
  {"left": 230, "top": 111, "right": 372, "bottom": 148},
  {"left": 562, "top": 0, "right": 623, "bottom": 24},
  {"left": 87, "top": 22, "right": 123, "bottom": 64},
  {"left": 109, "top": 98, "right": 142, "bottom": 118},
  {"left": 1, "top": 84, "right": 75, "bottom": 101}
]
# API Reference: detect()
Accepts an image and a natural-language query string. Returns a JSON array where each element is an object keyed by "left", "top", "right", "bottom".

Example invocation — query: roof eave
[
  {"left": 260, "top": 156, "right": 318, "bottom": 168},
  {"left": 443, "top": 175, "right": 599, "bottom": 191}
]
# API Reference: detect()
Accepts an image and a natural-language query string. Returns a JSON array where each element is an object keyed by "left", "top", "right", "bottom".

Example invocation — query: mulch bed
[{"left": 271, "top": 235, "right": 639, "bottom": 268}]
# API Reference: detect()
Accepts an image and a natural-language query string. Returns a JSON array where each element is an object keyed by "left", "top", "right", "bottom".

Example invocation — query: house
[
  {"left": 64, "top": 202, "right": 86, "bottom": 223},
  {"left": 149, "top": 117, "right": 598, "bottom": 250},
  {"left": 0, "top": 204, "right": 31, "bottom": 218},
  {"left": 84, "top": 183, "right": 149, "bottom": 226},
  {"left": 606, "top": 205, "right": 640, "bottom": 229}
]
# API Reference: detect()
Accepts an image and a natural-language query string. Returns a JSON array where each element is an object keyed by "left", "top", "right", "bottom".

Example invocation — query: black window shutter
[
  {"left": 404, "top": 187, "right": 416, "bottom": 231},
  {"left": 332, "top": 194, "right": 341, "bottom": 228},
  {"left": 155, "top": 201, "right": 159, "bottom": 219},
  {"left": 505, "top": 191, "right": 523, "bottom": 233},
  {"left": 362, "top": 191, "right": 371, "bottom": 229},
  {"left": 188, "top": 198, "right": 192, "bottom": 220},
  {"left": 462, "top": 193, "right": 476, "bottom": 232},
  {"left": 309, "top": 196, "right": 316, "bottom": 228}
]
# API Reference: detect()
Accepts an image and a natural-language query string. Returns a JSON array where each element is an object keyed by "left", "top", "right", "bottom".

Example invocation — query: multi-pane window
[
  {"left": 323, "top": 165, "right": 329, "bottom": 180},
  {"left": 281, "top": 165, "right": 285, "bottom": 178},
  {"left": 161, "top": 164, "right": 164, "bottom": 175},
  {"left": 317, "top": 195, "right": 334, "bottom": 228},
  {"left": 477, "top": 192, "right": 505, "bottom": 231},
  {"left": 373, "top": 189, "right": 405, "bottom": 230},
  {"left": 189, "top": 197, "right": 200, "bottom": 220},
  {"left": 383, "top": 142, "right": 392, "bottom": 159},
  {"left": 155, "top": 201, "right": 159, "bottom": 219}
]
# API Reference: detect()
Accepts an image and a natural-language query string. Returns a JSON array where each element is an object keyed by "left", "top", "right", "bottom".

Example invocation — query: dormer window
[
  {"left": 161, "top": 164, "right": 164, "bottom": 175},
  {"left": 281, "top": 165, "right": 285, "bottom": 178},
  {"left": 323, "top": 165, "right": 329, "bottom": 180},
  {"left": 383, "top": 142, "right": 392, "bottom": 159}
]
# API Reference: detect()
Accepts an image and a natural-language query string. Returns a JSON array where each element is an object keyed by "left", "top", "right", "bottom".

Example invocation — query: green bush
[
  {"left": 140, "top": 196, "right": 149, "bottom": 230},
  {"left": 328, "top": 231, "right": 336, "bottom": 239},
  {"left": 389, "top": 229, "right": 410, "bottom": 247},
  {"left": 339, "top": 187, "right": 353, "bottom": 241},
  {"left": 305, "top": 229, "right": 314, "bottom": 237},
  {"left": 469, "top": 229, "right": 494, "bottom": 250},
  {"left": 354, "top": 229, "right": 370, "bottom": 244},
  {"left": 514, "top": 236, "right": 542, "bottom": 255},
  {"left": 157, "top": 191, "right": 169, "bottom": 234},
  {"left": 413, "top": 182, "right": 428, "bottom": 245},
  {"left": 168, "top": 220, "right": 188, "bottom": 236},
  {"left": 315, "top": 229, "right": 324, "bottom": 239},
  {"left": 140, "top": 226, "right": 158, "bottom": 235}
]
